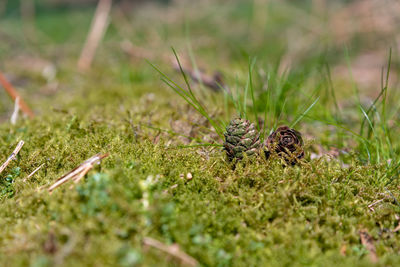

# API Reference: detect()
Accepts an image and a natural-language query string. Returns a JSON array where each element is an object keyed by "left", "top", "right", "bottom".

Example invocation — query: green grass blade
[
  {"left": 148, "top": 55, "right": 225, "bottom": 139},
  {"left": 248, "top": 57, "right": 259, "bottom": 130},
  {"left": 290, "top": 97, "right": 319, "bottom": 128}
]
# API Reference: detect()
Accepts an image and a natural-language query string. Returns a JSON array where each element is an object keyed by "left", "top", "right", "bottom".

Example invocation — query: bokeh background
[{"left": 1, "top": 0, "right": 399, "bottom": 105}]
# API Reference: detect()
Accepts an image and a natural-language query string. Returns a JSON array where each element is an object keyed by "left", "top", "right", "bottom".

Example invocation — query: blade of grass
[
  {"left": 248, "top": 57, "right": 259, "bottom": 130},
  {"left": 290, "top": 96, "right": 319, "bottom": 128},
  {"left": 234, "top": 79, "right": 243, "bottom": 118},
  {"left": 360, "top": 48, "right": 392, "bottom": 137},
  {"left": 243, "top": 69, "right": 249, "bottom": 119},
  {"left": 382, "top": 48, "right": 392, "bottom": 122},
  {"left": 360, "top": 105, "right": 380, "bottom": 163},
  {"left": 185, "top": 29, "right": 207, "bottom": 95},
  {"left": 304, "top": 115, "right": 370, "bottom": 142},
  {"left": 325, "top": 63, "right": 340, "bottom": 117},
  {"left": 147, "top": 51, "right": 224, "bottom": 139}
]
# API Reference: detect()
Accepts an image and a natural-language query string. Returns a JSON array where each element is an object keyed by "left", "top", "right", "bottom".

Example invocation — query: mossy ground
[{"left": 1, "top": 1, "right": 400, "bottom": 266}]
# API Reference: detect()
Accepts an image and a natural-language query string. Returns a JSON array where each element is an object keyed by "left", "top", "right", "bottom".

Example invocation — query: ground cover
[{"left": 1, "top": 1, "right": 400, "bottom": 266}]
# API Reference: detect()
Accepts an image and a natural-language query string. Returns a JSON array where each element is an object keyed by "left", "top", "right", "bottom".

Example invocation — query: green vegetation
[{"left": 1, "top": 1, "right": 400, "bottom": 266}]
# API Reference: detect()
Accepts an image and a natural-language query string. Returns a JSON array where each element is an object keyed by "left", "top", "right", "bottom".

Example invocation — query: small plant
[
  {"left": 0, "top": 167, "right": 20, "bottom": 200},
  {"left": 150, "top": 49, "right": 308, "bottom": 165}
]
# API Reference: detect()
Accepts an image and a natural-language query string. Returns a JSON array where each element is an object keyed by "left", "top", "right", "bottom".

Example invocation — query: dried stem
[
  {"left": 24, "top": 163, "right": 44, "bottom": 182},
  {"left": 367, "top": 199, "right": 384, "bottom": 212},
  {"left": 143, "top": 237, "right": 198, "bottom": 267},
  {"left": 10, "top": 96, "right": 20, "bottom": 125},
  {"left": 0, "top": 71, "right": 34, "bottom": 118},
  {"left": 78, "top": 0, "right": 112, "bottom": 71},
  {"left": 48, "top": 153, "right": 109, "bottom": 192},
  {"left": 0, "top": 140, "right": 25, "bottom": 175}
]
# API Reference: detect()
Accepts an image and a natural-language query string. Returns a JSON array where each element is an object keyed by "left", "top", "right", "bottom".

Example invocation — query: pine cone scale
[
  {"left": 223, "top": 118, "right": 261, "bottom": 161},
  {"left": 265, "top": 126, "right": 304, "bottom": 165}
]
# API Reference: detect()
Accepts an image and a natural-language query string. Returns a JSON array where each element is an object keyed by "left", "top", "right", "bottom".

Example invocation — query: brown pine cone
[{"left": 265, "top": 126, "right": 304, "bottom": 165}]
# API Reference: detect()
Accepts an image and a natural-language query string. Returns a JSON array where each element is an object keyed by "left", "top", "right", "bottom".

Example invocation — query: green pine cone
[{"left": 223, "top": 118, "right": 261, "bottom": 161}]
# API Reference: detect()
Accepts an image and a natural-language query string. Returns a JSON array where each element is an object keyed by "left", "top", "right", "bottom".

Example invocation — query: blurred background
[{"left": 0, "top": 0, "right": 400, "bottom": 124}]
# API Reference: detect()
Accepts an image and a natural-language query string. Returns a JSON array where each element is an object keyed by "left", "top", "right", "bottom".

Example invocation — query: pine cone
[
  {"left": 223, "top": 118, "right": 261, "bottom": 161},
  {"left": 265, "top": 126, "right": 304, "bottom": 165}
]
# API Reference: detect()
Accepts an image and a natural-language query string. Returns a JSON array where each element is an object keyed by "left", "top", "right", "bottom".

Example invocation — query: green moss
[
  {"left": 0, "top": 110, "right": 399, "bottom": 266},
  {"left": 0, "top": 1, "right": 400, "bottom": 266}
]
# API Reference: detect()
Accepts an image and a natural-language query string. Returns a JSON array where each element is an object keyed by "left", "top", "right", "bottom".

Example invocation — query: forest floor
[{"left": 1, "top": 1, "right": 400, "bottom": 266}]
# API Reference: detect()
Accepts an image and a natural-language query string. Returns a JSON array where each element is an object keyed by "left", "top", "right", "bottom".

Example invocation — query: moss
[
  {"left": 1, "top": 111, "right": 398, "bottom": 266},
  {"left": 0, "top": 1, "right": 400, "bottom": 266}
]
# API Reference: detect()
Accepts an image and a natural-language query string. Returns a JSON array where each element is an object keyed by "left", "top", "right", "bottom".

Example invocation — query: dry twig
[
  {"left": 10, "top": 96, "right": 20, "bottom": 125},
  {"left": 78, "top": 0, "right": 112, "bottom": 71},
  {"left": 143, "top": 237, "right": 198, "bottom": 267},
  {"left": 24, "top": 163, "right": 45, "bottom": 182},
  {"left": 0, "top": 140, "right": 25, "bottom": 175},
  {"left": 0, "top": 71, "right": 34, "bottom": 118},
  {"left": 367, "top": 199, "right": 385, "bottom": 212},
  {"left": 393, "top": 215, "right": 400, "bottom": 232},
  {"left": 359, "top": 229, "right": 378, "bottom": 263},
  {"left": 48, "top": 153, "right": 109, "bottom": 193}
]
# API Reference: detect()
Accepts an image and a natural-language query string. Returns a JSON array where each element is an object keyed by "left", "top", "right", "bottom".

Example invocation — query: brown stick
[
  {"left": 10, "top": 96, "right": 20, "bottom": 125},
  {"left": 0, "top": 140, "right": 24, "bottom": 175},
  {"left": 143, "top": 237, "right": 198, "bottom": 267},
  {"left": 367, "top": 199, "right": 384, "bottom": 212},
  {"left": 78, "top": 0, "right": 112, "bottom": 71},
  {"left": 23, "top": 163, "right": 44, "bottom": 182},
  {"left": 48, "top": 153, "right": 109, "bottom": 192},
  {"left": 0, "top": 71, "right": 34, "bottom": 118}
]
